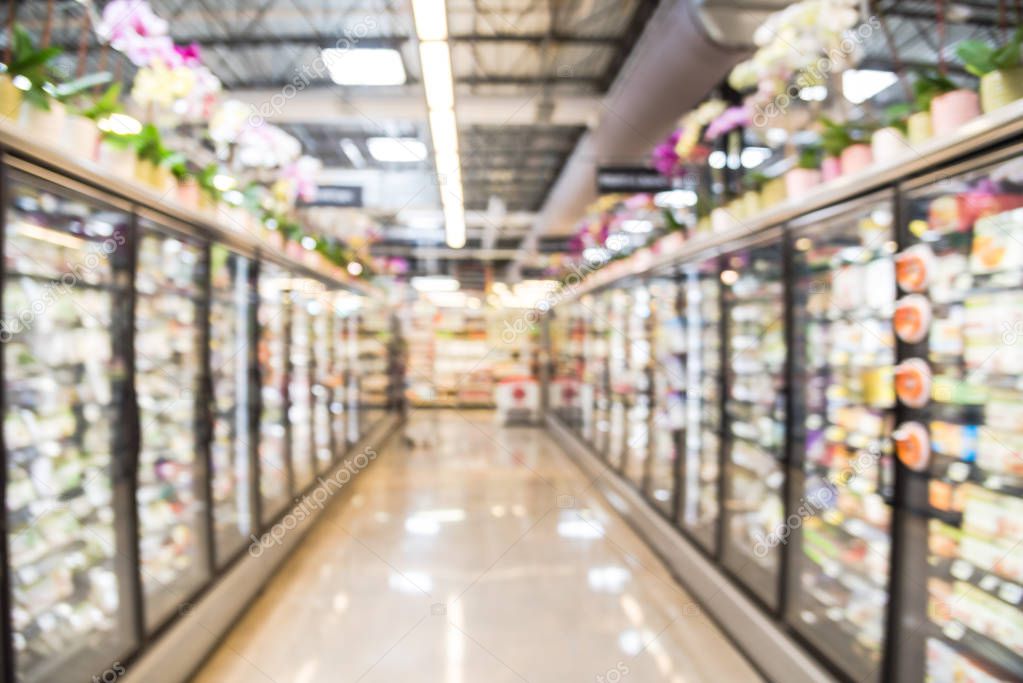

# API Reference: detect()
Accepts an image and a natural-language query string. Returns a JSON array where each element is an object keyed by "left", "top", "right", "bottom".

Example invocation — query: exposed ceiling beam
[
  {"left": 225, "top": 89, "right": 601, "bottom": 126},
  {"left": 53, "top": 32, "right": 621, "bottom": 54}
]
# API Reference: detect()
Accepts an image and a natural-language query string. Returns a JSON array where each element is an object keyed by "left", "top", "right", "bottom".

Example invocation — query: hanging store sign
[
  {"left": 299, "top": 185, "right": 364, "bottom": 208},
  {"left": 596, "top": 166, "right": 672, "bottom": 195}
]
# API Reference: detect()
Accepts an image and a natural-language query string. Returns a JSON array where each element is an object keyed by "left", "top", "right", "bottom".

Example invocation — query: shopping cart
[{"left": 495, "top": 376, "right": 540, "bottom": 425}]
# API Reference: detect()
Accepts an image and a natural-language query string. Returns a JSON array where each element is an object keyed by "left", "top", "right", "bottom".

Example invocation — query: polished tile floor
[{"left": 193, "top": 411, "right": 762, "bottom": 683}]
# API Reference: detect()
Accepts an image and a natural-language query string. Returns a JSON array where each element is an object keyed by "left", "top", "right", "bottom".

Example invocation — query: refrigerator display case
[
  {"left": 896, "top": 150, "right": 1023, "bottom": 683},
  {"left": 288, "top": 288, "right": 315, "bottom": 491},
  {"left": 584, "top": 294, "right": 610, "bottom": 451},
  {"left": 257, "top": 263, "right": 291, "bottom": 522},
  {"left": 606, "top": 289, "right": 630, "bottom": 470},
  {"left": 623, "top": 284, "right": 653, "bottom": 489},
  {"left": 680, "top": 255, "right": 723, "bottom": 553},
  {"left": 345, "top": 312, "right": 361, "bottom": 444},
  {"left": 3, "top": 173, "right": 137, "bottom": 682},
  {"left": 208, "top": 245, "right": 254, "bottom": 566},
  {"left": 720, "top": 234, "right": 787, "bottom": 610},
  {"left": 646, "top": 274, "right": 685, "bottom": 517},
  {"left": 786, "top": 198, "right": 897, "bottom": 681},
  {"left": 312, "top": 293, "right": 334, "bottom": 472},
  {"left": 357, "top": 309, "right": 391, "bottom": 430},
  {"left": 133, "top": 218, "right": 209, "bottom": 631},
  {"left": 577, "top": 301, "right": 597, "bottom": 442}
]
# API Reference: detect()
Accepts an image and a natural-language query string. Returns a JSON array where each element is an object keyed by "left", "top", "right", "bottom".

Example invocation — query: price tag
[
  {"left": 999, "top": 582, "right": 1023, "bottom": 605},
  {"left": 947, "top": 462, "right": 971, "bottom": 483}
]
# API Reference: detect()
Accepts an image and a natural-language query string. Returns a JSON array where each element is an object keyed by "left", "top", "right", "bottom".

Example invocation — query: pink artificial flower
[
  {"left": 624, "top": 193, "right": 652, "bottom": 210},
  {"left": 98, "top": 0, "right": 172, "bottom": 66},
  {"left": 651, "top": 128, "right": 683, "bottom": 178},
  {"left": 282, "top": 157, "right": 321, "bottom": 203},
  {"left": 174, "top": 42, "right": 203, "bottom": 66},
  {"left": 704, "top": 106, "right": 751, "bottom": 141}
]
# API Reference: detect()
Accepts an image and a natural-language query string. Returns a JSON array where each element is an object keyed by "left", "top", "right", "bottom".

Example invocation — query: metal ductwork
[{"left": 518, "top": 0, "right": 789, "bottom": 266}]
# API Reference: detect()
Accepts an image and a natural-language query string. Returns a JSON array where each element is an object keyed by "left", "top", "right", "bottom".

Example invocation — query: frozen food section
[{"left": 0, "top": 146, "right": 395, "bottom": 681}]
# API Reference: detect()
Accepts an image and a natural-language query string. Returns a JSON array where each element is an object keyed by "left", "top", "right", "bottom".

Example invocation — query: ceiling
[
  {"left": 20, "top": 0, "right": 659, "bottom": 280},
  {"left": 16, "top": 0, "right": 1014, "bottom": 282}
]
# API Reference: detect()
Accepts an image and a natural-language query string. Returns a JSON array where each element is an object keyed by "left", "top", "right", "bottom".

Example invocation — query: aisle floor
[{"left": 193, "top": 411, "right": 762, "bottom": 683}]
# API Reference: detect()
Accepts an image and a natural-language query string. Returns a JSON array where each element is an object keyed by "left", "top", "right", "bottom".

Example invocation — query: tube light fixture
[
  {"left": 415, "top": 0, "right": 465, "bottom": 250},
  {"left": 419, "top": 42, "right": 455, "bottom": 110},
  {"left": 411, "top": 0, "right": 448, "bottom": 41}
]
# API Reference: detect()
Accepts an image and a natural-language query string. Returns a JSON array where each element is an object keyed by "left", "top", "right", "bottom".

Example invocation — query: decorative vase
[
  {"left": 761, "top": 177, "right": 787, "bottom": 207},
  {"left": 727, "top": 197, "right": 746, "bottom": 220},
  {"left": 62, "top": 115, "right": 99, "bottom": 161},
  {"left": 0, "top": 75, "right": 23, "bottom": 120},
  {"left": 20, "top": 100, "right": 66, "bottom": 139},
  {"left": 871, "top": 127, "right": 908, "bottom": 165},
  {"left": 742, "top": 190, "right": 762, "bottom": 217},
  {"left": 907, "top": 111, "right": 933, "bottom": 145},
  {"left": 711, "top": 206, "right": 736, "bottom": 233},
  {"left": 979, "top": 67, "right": 1023, "bottom": 113},
  {"left": 198, "top": 191, "right": 218, "bottom": 213},
  {"left": 149, "top": 164, "right": 175, "bottom": 194},
  {"left": 930, "top": 89, "right": 980, "bottom": 136},
  {"left": 97, "top": 140, "right": 136, "bottom": 179},
  {"left": 821, "top": 155, "right": 842, "bottom": 182},
  {"left": 177, "top": 179, "right": 200, "bottom": 209},
  {"left": 840, "top": 143, "right": 873, "bottom": 175},
  {"left": 784, "top": 167, "right": 822, "bottom": 199}
]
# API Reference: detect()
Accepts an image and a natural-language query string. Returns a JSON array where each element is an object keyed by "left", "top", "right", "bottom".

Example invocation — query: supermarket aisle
[{"left": 193, "top": 411, "right": 761, "bottom": 683}]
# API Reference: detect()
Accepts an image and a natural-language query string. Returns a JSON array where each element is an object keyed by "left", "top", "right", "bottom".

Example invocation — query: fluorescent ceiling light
[
  {"left": 419, "top": 42, "right": 454, "bottom": 110},
  {"left": 444, "top": 206, "right": 466, "bottom": 248},
  {"left": 322, "top": 48, "right": 406, "bottom": 86},
  {"left": 411, "top": 0, "right": 448, "bottom": 40},
  {"left": 339, "top": 138, "right": 366, "bottom": 168},
  {"left": 842, "top": 69, "right": 897, "bottom": 104},
  {"left": 429, "top": 109, "right": 459, "bottom": 156},
  {"left": 434, "top": 149, "right": 461, "bottom": 175},
  {"left": 367, "top": 137, "right": 427, "bottom": 163},
  {"left": 411, "top": 276, "right": 460, "bottom": 292}
]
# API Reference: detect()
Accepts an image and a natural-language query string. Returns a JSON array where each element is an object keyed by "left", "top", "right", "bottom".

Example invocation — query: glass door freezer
[
  {"left": 720, "top": 232, "right": 787, "bottom": 610},
  {"left": 257, "top": 262, "right": 291, "bottom": 522},
  {"left": 679, "top": 254, "right": 723, "bottom": 554},
  {"left": 208, "top": 245, "right": 255, "bottom": 566},
  {"left": 133, "top": 216, "right": 209, "bottom": 632},
  {"left": 786, "top": 196, "right": 897, "bottom": 681},
  {"left": 3, "top": 169, "right": 137, "bottom": 682},
  {"left": 893, "top": 146, "right": 1023, "bottom": 683},
  {"left": 646, "top": 273, "right": 685, "bottom": 518}
]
